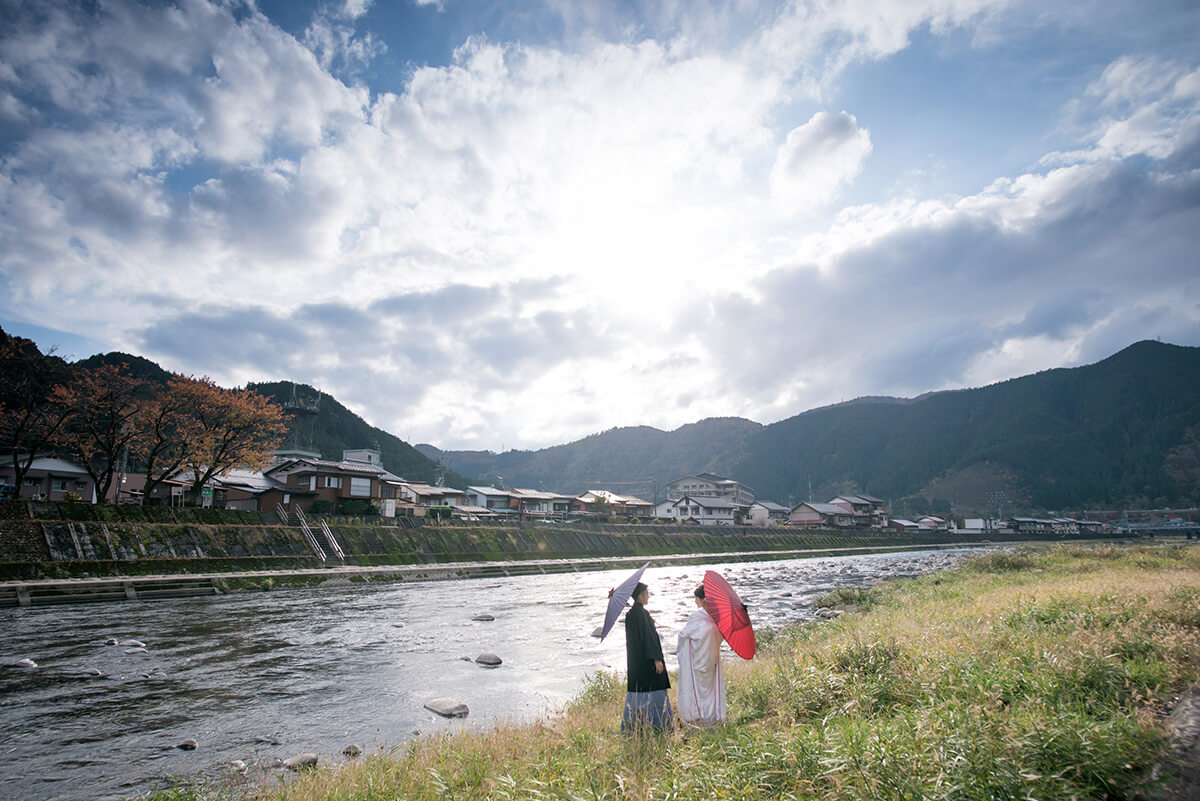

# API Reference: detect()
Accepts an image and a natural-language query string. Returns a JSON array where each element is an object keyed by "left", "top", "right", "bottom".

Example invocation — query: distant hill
[
  {"left": 739, "top": 340, "right": 1200, "bottom": 513},
  {"left": 430, "top": 342, "right": 1200, "bottom": 514},
  {"left": 249, "top": 381, "right": 463, "bottom": 487},
  {"left": 53, "top": 337, "right": 1200, "bottom": 513},
  {"left": 420, "top": 416, "right": 763, "bottom": 499},
  {"left": 76, "top": 351, "right": 175, "bottom": 384}
]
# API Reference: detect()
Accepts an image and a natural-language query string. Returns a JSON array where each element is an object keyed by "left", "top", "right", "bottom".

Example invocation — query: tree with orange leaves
[
  {"left": 53, "top": 363, "right": 149, "bottom": 503},
  {"left": 133, "top": 375, "right": 201, "bottom": 505},
  {"left": 172, "top": 377, "right": 288, "bottom": 504}
]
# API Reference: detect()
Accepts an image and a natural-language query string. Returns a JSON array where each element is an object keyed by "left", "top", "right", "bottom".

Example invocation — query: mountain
[
  {"left": 430, "top": 342, "right": 1200, "bottom": 513},
  {"left": 249, "top": 381, "right": 462, "bottom": 487},
  {"left": 76, "top": 352, "right": 174, "bottom": 384},
  {"left": 419, "top": 416, "right": 763, "bottom": 499},
  {"left": 732, "top": 340, "right": 1200, "bottom": 512}
]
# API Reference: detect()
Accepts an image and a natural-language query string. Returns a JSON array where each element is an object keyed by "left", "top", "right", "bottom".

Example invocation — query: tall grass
[{"left": 140, "top": 544, "right": 1200, "bottom": 801}]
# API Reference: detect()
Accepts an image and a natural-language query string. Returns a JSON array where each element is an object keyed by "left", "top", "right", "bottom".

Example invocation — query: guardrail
[{"left": 295, "top": 508, "right": 327, "bottom": 562}]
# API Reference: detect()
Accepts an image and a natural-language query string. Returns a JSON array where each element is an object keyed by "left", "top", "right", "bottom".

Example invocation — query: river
[{"left": 0, "top": 548, "right": 976, "bottom": 801}]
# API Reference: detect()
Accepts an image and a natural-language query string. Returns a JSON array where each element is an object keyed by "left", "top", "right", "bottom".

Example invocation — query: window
[
  {"left": 349, "top": 477, "right": 371, "bottom": 497},
  {"left": 75, "top": 481, "right": 86, "bottom": 490},
  {"left": 24, "top": 478, "right": 39, "bottom": 486},
  {"left": 52, "top": 479, "right": 70, "bottom": 491},
  {"left": 324, "top": 476, "right": 343, "bottom": 489}
]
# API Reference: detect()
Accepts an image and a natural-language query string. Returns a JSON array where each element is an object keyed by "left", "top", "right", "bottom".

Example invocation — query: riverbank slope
[
  {"left": 146, "top": 542, "right": 1200, "bottom": 801},
  {"left": 1, "top": 500, "right": 1110, "bottom": 584}
]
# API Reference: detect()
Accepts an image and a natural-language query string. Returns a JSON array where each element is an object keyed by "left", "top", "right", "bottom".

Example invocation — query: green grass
[{"left": 136, "top": 543, "right": 1200, "bottom": 801}]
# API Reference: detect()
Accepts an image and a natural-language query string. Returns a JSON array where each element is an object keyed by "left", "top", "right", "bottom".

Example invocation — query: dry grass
[{"left": 142, "top": 543, "right": 1200, "bottom": 801}]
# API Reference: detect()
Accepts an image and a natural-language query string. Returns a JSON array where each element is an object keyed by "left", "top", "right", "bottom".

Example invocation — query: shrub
[
  {"left": 338, "top": 499, "right": 378, "bottom": 516},
  {"left": 308, "top": 499, "right": 334, "bottom": 514}
]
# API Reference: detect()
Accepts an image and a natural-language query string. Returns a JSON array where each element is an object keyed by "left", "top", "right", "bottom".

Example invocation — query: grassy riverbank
[{"left": 147, "top": 543, "right": 1200, "bottom": 801}]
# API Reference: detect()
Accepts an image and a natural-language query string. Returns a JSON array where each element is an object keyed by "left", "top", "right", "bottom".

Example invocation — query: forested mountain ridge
[
  {"left": 45, "top": 337, "right": 1200, "bottom": 512},
  {"left": 418, "top": 416, "right": 763, "bottom": 499},
  {"left": 249, "top": 381, "right": 462, "bottom": 487},
  {"left": 733, "top": 339, "right": 1200, "bottom": 512},
  {"left": 429, "top": 341, "right": 1200, "bottom": 513}
]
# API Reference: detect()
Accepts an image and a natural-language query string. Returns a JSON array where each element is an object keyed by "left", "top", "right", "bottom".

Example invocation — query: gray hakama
[{"left": 621, "top": 689, "right": 673, "bottom": 731}]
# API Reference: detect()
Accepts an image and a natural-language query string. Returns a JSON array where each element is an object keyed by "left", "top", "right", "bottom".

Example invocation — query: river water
[{"left": 0, "top": 548, "right": 975, "bottom": 801}]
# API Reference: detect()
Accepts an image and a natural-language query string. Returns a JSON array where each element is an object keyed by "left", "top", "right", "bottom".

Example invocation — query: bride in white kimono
[{"left": 676, "top": 585, "right": 726, "bottom": 726}]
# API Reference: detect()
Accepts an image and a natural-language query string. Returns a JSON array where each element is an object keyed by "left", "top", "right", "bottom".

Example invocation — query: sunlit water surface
[{"left": 0, "top": 548, "right": 977, "bottom": 800}]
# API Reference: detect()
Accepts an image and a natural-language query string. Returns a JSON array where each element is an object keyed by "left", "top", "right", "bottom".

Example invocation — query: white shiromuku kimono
[{"left": 676, "top": 608, "right": 726, "bottom": 726}]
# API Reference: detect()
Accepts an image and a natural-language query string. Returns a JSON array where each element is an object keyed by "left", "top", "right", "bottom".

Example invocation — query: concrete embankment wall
[{"left": 0, "top": 500, "right": 1048, "bottom": 580}]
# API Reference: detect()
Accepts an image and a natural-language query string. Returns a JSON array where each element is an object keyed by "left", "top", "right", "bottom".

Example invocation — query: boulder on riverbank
[
  {"left": 283, "top": 753, "right": 319, "bottom": 770},
  {"left": 424, "top": 698, "right": 469, "bottom": 718}
]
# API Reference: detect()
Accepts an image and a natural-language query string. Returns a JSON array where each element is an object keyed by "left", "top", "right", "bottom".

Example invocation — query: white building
[
  {"left": 666, "top": 473, "right": 754, "bottom": 506},
  {"left": 748, "top": 500, "right": 789, "bottom": 526},
  {"left": 668, "top": 494, "right": 740, "bottom": 526}
]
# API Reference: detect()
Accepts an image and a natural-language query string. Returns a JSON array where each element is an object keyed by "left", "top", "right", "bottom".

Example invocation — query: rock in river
[
  {"left": 283, "top": 753, "right": 319, "bottom": 771},
  {"left": 475, "top": 653, "right": 502, "bottom": 667},
  {"left": 471, "top": 614, "right": 495, "bottom": 622},
  {"left": 120, "top": 640, "right": 146, "bottom": 648},
  {"left": 591, "top": 627, "right": 604, "bottom": 638},
  {"left": 342, "top": 743, "right": 362, "bottom": 758},
  {"left": 177, "top": 739, "right": 198, "bottom": 751},
  {"left": 424, "top": 698, "right": 469, "bottom": 718},
  {"left": 124, "top": 648, "right": 148, "bottom": 655},
  {"left": 16, "top": 658, "right": 37, "bottom": 669}
]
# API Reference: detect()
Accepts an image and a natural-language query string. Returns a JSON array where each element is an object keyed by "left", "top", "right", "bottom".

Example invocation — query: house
[
  {"left": 916, "top": 515, "right": 949, "bottom": 531},
  {"left": 1011, "top": 517, "right": 1054, "bottom": 535},
  {"left": 211, "top": 467, "right": 283, "bottom": 511},
  {"left": 508, "top": 488, "right": 574, "bottom": 519},
  {"left": 789, "top": 502, "right": 856, "bottom": 527},
  {"left": 465, "top": 486, "right": 517, "bottom": 515},
  {"left": 0, "top": 455, "right": 96, "bottom": 502},
  {"left": 1051, "top": 518, "right": 1080, "bottom": 535},
  {"left": 399, "top": 482, "right": 467, "bottom": 508},
  {"left": 574, "top": 490, "right": 655, "bottom": 518},
  {"left": 748, "top": 500, "right": 789, "bottom": 526},
  {"left": 888, "top": 518, "right": 920, "bottom": 533},
  {"left": 668, "top": 494, "right": 740, "bottom": 526},
  {"left": 666, "top": 473, "right": 754, "bottom": 506},
  {"left": 962, "top": 518, "right": 1002, "bottom": 534},
  {"left": 829, "top": 494, "right": 889, "bottom": 527},
  {"left": 262, "top": 448, "right": 404, "bottom": 516}
]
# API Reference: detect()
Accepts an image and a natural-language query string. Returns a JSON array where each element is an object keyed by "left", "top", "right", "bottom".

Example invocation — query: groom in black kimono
[{"left": 622, "top": 582, "right": 674, "bottom": 731}]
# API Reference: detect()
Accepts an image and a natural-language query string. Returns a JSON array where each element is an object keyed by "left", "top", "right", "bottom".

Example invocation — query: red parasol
[{"left": 703, "top": 570, "right": 755, "bottom": 659}]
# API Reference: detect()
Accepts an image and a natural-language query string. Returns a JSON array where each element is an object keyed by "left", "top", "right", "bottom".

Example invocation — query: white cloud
[
  {"left": 770, "top": 111, "right": 872, "bottom": 208},
  {"left": 0, "top": 0, "right": 1197, "bottom": 452}
]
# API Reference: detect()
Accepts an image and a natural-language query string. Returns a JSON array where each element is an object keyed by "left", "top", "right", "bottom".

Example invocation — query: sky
[{"left": 1, "top": 0, "right": 1198, "bottom": 452}]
